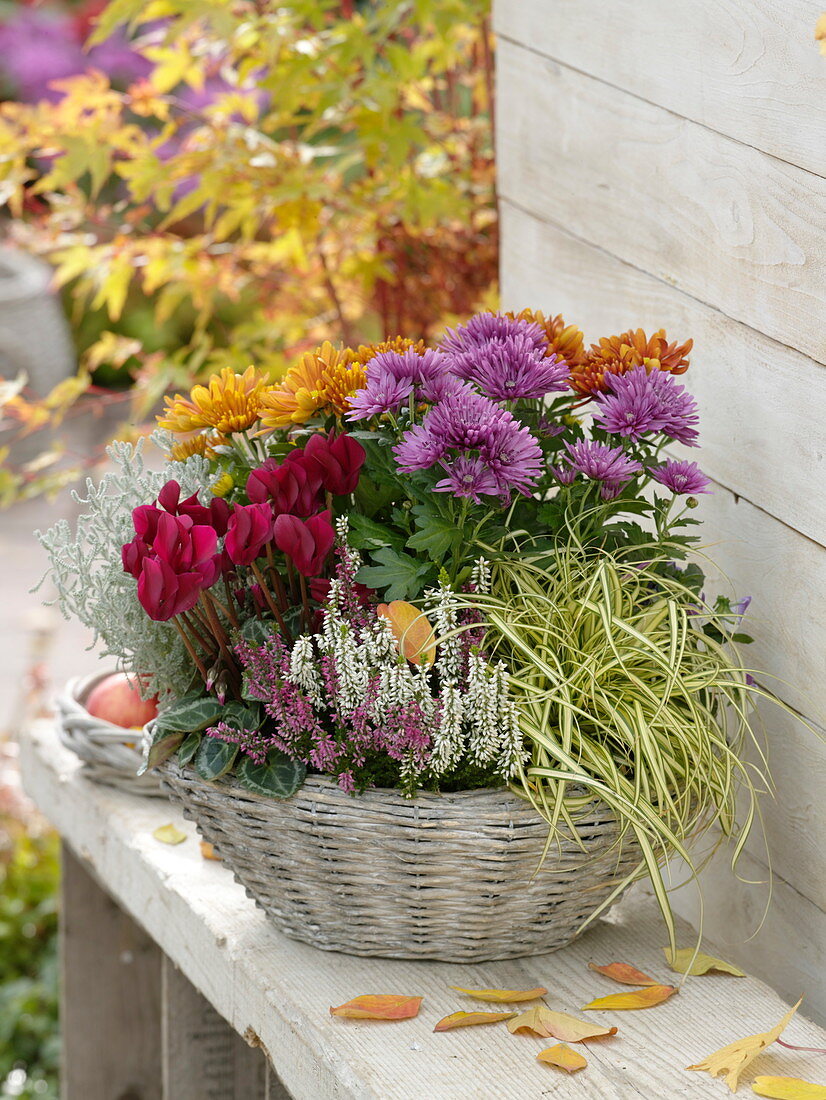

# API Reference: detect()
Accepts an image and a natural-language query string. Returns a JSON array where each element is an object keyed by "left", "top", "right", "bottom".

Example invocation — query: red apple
[{"left": 84, "top": 673, "right": 158, "bottom": 729}]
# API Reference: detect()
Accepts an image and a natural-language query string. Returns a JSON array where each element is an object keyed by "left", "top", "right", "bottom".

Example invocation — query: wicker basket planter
[
  {"left": 56, "top": 672, "right": 164, "bottom": 798},
  {"left": 159, "top": 758, "right": 641, "bottom": 962}
]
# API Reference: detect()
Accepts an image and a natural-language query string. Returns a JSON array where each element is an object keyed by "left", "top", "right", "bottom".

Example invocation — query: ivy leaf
[
  {"left": 154, "top": 692, "right": 225, "bottom": 733},
  {"left": 195, "top": 737, "right": 238, "bottom": 782},
  {"left": 237, "top": 749, "right": 305, "bottom": 799},
  {"left": 356, "top": 547, "right": 433, "bottom": 601}
]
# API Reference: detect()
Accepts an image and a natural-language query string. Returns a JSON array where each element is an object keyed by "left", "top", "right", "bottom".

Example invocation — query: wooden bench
[{"left": 20, "top": 720, "right": 826, "bottom": 1099}]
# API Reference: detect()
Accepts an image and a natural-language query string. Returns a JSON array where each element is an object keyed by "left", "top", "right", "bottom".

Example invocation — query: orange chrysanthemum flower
[
  {"left": 166, "top": 432, "right": 224, "bottom": 462},
  {"left": 354, "top": 337, "right": 428, "bottom": 365},
  {"left": 570, "top": 328, "right": 693, "bottom": 398},
  {"left": 158, "top": 366, "right": 275, "bottom": 435},
  {"left": 258, "top": 342, "right": 367, "bottom": 429},
  {"left": 506, "top": 309, "right": 587, "bottom": 370}
]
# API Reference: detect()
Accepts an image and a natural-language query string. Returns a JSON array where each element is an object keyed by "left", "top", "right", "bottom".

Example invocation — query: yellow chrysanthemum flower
[
  {"left": 258, "top": 342, "right": 367, "bottom": 429},
  {"left": 354, "top": 337, "right": 427, "bottom": 365},
  {"left": 157, "top": 366, "right": 275, "bottom": 435},
  {"left": 166, "top": 432, "right": 225, "bottom": 462}
]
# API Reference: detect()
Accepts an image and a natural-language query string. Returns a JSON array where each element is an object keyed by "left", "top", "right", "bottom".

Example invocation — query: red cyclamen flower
[
  {"left": 224, "top": 503, "right": 275, "bottom": 566},
  {"left": 300, "top": 432, "right": 366, "bottom": 496},
  {"left": 273, "top": 510, "right": 335, "bottom": 577},
  {"left": 246, "top": 456, "right": 323, "bottom": 516},
  {"left": 124, "top": 511, "right": 221, "bottom": 621},
  {"left": 136, "top": 558, "right": 206, "bottom": 621}
]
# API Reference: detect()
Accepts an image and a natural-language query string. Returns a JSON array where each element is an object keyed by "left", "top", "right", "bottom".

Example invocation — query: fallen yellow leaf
[
  {"left": 582, "top": 985, "right": 677, "bottom": 1011},
  {"left": 508, "top": 1005, "right": 617, "bottom": 1042},
  {"left": 588, "top": 962, "right": 659, "bottom": 986},
  {"left": 329, "top": 995, "right": 422, "bottom": 1020},
  {"left": 200, "top": 841, "right": 221, "bottom": 861},
  {"left": 664, "top": 948, "right": 746, "bottom": 977},
  {"left": 152, "top": 823, "right": 186, "bottom": 845},
  {"left": 537, "top": 1043, "right": 587, "bottom": 1073},
  {"left": 434, "top": 1011, "right": 517, "bottom": 1031},
  {"left": 687, "top": 997, "right": 803, "bottom": 1092},
  {"left": 753, "top": 1077, "right": 826, "bottom": 1099},
  {"left": 449, "top": 985, "right": 548, "bottom": 1003},
  {"left": 816, "top": 13, "right": 826, "bottom": 55},
  {"left": 377, "top": 601, "right": 436, "bottom": 664}
]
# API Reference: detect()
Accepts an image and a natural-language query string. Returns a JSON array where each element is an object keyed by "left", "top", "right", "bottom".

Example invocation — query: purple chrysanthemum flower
[
  {"left": 346, "top": 372, "right": 414, "bottom": 420},
  {"left": 447, "top": 334, "right": 569, "bottom": 402},
  {"left": 564, "top": 439, "right": 643, "bottom": 488},
  {"left": 551, "top": 464, "right": 578, "bottom": 485},
  {"left": 478, "top": 417, "right": 543, "bottom": 496},
  {"left": 393, "top": 423, "right": 448, "bottom": 471},
  {"left": 593, "top": 366, "right": 699, "bottom": 445},
  {"left": 439, "top": 311, "right": 546, "bottom": 357},
  {"left": 435, "top": 455, "right": 500, "bottom": 503},
  {"left": 418, "top": 371, "right": 468, "bottom": 405},
  {"left": 648, "top": 459, "right": 711, "bottom": 495},
  {"left": 424, "top": 389, "right": 510, "bottom": 450}
]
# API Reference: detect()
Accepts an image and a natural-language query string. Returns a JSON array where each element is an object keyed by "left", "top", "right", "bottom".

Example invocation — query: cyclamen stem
[
  {"left": 250, "top": 560, "right": 293, "bottom": 644},
  {"left": 222, "top": 576, "right": 241, "bottom": 630},
  {"left": 299, "top": 573, "right": 311, "bottom": 632},
  {"left": 199, "top": 592, "right": 240, "bottom": 691},
  {"left": 171, "top": 617, "right": 209, "bottom": 683},
  {"left": 179, "top": 609, "right": 215, "bottom": 657}
]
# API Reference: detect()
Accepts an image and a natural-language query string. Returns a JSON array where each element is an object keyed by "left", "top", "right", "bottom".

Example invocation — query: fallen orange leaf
[
  {"left": 753, "top": 1077, "right": 826, "bottom": 1099},
  {"left": 664, "top": 948, "right": 746, "bottom": 977},
  {"left": 449, "top": 985, "right": 548, "bottom": 1003},
  {"left": 507, "top": 1005, "right": 617, "bottom": 1042},
  {"left": 687, "top": 997, "right": 802, "bottom": 1091},
  {"left": 377, "top": 601, "right": 436, "bottom": 664},
  {"left": 329, "top": 995, "right": 422, "bottom": 1020},
  {"left": 199, "top": 841, "right": 220, "bottom": 861},
  {"left": 582, "top": 985, "right": 677, "bottom": 1011},
  {"left": 537, "top": 1043, "right": 587, "bottom": 1074},
  {"left": 588, "top": 962, "right": 659, "bottom": 986},
  {"left": 434, "top": 1011, "right": 517, "bottom": 1031}
]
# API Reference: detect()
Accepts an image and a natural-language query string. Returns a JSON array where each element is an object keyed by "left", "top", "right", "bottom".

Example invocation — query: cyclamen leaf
[
  {"left": 330, "top": 995, "right": 422, "bottom": 1020},
  {"left": 434, "top": 1011, "right": 517, "bottom": 1031},
  {"left": 582, "top": 985, "right": 677, "bottom": 1011},
  {"left": 752, "top": 1077, "right": 826, "bottom": 1099},
  {"left": 195, "top": 737, "right": 238, "bottom": 782},
  {"left": 537, "top": 1044, "right": 587, "bottom": 1074},
  {"left": 664, "top": 948, "right": 746, "bottom": 977},
  {"left": 687, "top": 997, "right": 803, "bottom": 1091},
  {"left": 237, "top": 749, "right": 305, "bottom": 799},
  {"left": 141, "top": 723, "right": 184, "bottom": 772},
  {"left": 449, "top": 986, "right": 548, "bottom": 1003},
  {"left": 155, "top": 693, "right": 224, "bottom": 733},
  {"left": 507, "top": 1006, "right": 617, "bottom": 1042},
  {"left": 240, "top": 619, "right": 277, "bottom": 645},
  {"left": 177, "top": 731, "right": 201, "bottom": 766},
  {"left": 152, "top": 823, "right": 186, "bottom": 845},
  {"left": 588, "top": 962, "right": 659, "bottom": 986}
]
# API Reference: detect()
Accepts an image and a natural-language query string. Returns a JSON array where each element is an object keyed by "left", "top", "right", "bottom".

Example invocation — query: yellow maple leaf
[
  {"left": 753, "top": 1078, "right": 826, "bottom": 1099},
  {"left": 507, "top": 1005, "right": 616, "bottom": 1042},
  {"left": 449, "top": 985, "right": 547, "bottom": 1003},
  {"left": 537, "top": 1043, "right": 587, "bottom": 1073},
  {"left": 688, "top": 997, "right": 803, "bottom": 1092},
  {"left": 433, "top": 1011, "right": 517, "bottom": 1031},
  {"left": 152, "top": 823, "right": 187, "bottom": 845},
  {"left": 816, "top": 14, "right": 826, "bottom": 55},
  {"left": 665, "top": 948, "right": 745, "bottom": 977},
  {"left": 582, "top": 985, "right": 677, "bottom": 1011}
]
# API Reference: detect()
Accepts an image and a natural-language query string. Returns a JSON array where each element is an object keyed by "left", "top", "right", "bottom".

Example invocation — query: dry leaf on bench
[
  {"left": 537, "top": 1044, "right": 587, "bottom": 1073},
  {"left": 152, "top": 823, "right": 186, "bottom": 845},
  {"left": 583, "top": 985, "right": 677, "bottom": 1011},
  {"left": 752, "top": 1077, "right": 826, "bottom": 1099},
  {"left": 330, "top": 995, "right": 422, "bottom": 1020},
  {"left": 434, "top": 1011, "right": 517, "bottom": 1031},
  {"left": 200, "top": 841, "right": 220, "bottom": 861},
  {"left": 687, "top": 997, "right": 802, "bottom": 1091},
  {"left": 588, "top": 962, "right": 659, "bottom": 986},
  {"left": 664, "top": 948, "right": 746, "bottom": 977},
  {"left": 449, "top": 985, "right": 547, "bottom": 1003},
  {"left": 508, "top": 1005, "right": 617, "bottom": 1042}
]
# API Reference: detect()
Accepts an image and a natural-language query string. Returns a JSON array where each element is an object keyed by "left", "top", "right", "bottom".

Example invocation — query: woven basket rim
[{"left": 57, "top": 669, "right": 132, "bottom": 735}]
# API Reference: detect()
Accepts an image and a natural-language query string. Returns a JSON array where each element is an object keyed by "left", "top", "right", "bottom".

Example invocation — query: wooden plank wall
[{"left": 494, "top": 0, "right": 826, "bottom": 1023}]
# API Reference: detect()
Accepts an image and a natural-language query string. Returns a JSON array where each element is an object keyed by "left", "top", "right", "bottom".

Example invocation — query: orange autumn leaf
[
  {"left": 753, "top": 1077, "right": 826, "bottom": 1099},
  {"left": 200, "top": 841, "right": 220, "bottom": 861},
  {"left": 664, "top": 948, "right": 746, "bottom": 977},
  {"left": 449, "top": 985, "right": 548, "bottom": 1003},
  {"left": 377, "top": 601, "right": 436, "bottom": 664},
  {"left": 329, "top": 995, "right": 422, "bottom": 1020},
  {"left": 507, "top": 1005, "right": 617, "bottom": 1042},
  {"left": 687, "top": 997, "right": 802, "bottom": 1092},
  {"left": 588, "top": 962, "right": 659, "bottom": 986},
  {"left": 434, "top": 1011, "right": 517, "bottom": 1031},
  {"left": 582, "top": 985, "right": 677, "bottom": 1011},
  {"left": 537, "top": 1043, "right": 588, "bottom": 1074}
]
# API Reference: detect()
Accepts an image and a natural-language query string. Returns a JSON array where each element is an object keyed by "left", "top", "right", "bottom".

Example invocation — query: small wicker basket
[
  {"left": 159, "top": 758, "right": 641, "bottom": 962},
  {"left": 56, "top": 672, "right": 165, "bottom": 797}
]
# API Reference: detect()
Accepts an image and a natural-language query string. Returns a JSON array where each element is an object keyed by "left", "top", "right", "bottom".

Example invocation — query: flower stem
[
  {"left": 250, "top": 561, "right": 293, "bottom": 644},
  {"left": 172, "top": 617, "right": 209, "bottom": 684}
]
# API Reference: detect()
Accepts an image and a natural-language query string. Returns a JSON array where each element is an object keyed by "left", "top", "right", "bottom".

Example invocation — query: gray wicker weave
[
  {"left": 159, "top": 760, "right": 642, "bottom": 962},
  {"left": 56, "top": 672, "right": 165, "bottom": 797}
]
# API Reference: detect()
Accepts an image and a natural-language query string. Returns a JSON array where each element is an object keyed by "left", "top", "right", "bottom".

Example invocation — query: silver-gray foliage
[{"left": 37, "top": 438, "right": 213, "bottom": 701}]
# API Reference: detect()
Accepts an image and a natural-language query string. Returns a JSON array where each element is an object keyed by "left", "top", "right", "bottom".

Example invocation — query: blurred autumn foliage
[{"left": 0, "top": 0, "right": 496, "bottom": 502}]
